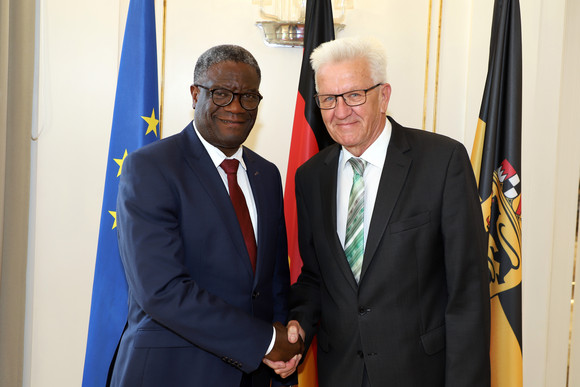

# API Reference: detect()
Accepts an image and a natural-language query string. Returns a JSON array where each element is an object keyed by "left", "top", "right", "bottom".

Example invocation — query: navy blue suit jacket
[{"left": 111, "top": 122, "right": 291, "bottom": 386}]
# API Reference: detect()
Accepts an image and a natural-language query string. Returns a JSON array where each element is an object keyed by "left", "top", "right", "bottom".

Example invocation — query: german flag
[
  {"left": 284, "top": 0, "right": 335, "bottom": 385},
  {"left": 470, "top": 1, "right": 522, "bottom": 386}
]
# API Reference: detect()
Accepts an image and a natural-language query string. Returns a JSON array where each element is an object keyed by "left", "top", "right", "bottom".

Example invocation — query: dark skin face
[{"left": 190, "top": 61, "right": 261, "bottom": 156}]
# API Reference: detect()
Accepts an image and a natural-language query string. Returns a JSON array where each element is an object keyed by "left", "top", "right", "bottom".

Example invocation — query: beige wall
[{"left": 26, "top": 0, "right": 580, "bottom": 386}]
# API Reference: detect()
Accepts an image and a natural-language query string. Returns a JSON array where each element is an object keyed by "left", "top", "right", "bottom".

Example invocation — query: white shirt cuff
[{"left": 265, "top": 326, "right": 276, "bottom": 355}]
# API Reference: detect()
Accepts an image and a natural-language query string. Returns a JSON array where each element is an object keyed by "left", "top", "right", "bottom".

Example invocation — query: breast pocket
[
  {"left": 389, "top": 211, "right": 431, "bottom": 234},
  {"left": 420, "top": 324, "right": 446, "bottom": 355}
]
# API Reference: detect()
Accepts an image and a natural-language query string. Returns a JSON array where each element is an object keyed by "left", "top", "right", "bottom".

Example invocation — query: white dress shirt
[
  {"left": 193, "top": 123, "right": 275, "bottom": 354},
  {"left": 336, "top": 120, "right": 392, "bottom": 249},
  {"left": 193, "top": 123, "right": 258, "bottom": 241}
]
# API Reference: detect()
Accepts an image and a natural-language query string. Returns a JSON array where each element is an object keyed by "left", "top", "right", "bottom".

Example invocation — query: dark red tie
[{"left": 220, "top": 159, "right": 257, "bottom": 273}]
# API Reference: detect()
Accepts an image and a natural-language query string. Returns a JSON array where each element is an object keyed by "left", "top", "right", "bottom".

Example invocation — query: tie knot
[
  {"left": 348, "top": 157, "right": 367, "bottom": 177},
  {"left": 220, "top": 159, "right": 240, "bottom": 175}
]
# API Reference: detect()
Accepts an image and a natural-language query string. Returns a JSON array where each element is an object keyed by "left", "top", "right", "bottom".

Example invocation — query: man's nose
[
  {"left": 334, "top": 96, "right": 352, "bottom": 118},
  {"left": 224, "top": 95, "right": 246, "bottom": 113}
]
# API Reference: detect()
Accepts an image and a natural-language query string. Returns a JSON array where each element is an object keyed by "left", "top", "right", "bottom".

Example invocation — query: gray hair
[
  {"left": 310, "top": 36, "right": 387, "bottom": 90},
  {"left": 193, "top": 44, "right": 261, "bottom": 83}
]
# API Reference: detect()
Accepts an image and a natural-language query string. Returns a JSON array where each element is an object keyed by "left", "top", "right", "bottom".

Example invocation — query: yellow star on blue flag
[
  {"left": 114, "top": 149, "right": 128, "bottom": 177},
  {"left": 142, "top": 108, "right": 159, "bottom": 137},
  {"left": 108, "top": 211, "right": 117, "bottom": 229}
]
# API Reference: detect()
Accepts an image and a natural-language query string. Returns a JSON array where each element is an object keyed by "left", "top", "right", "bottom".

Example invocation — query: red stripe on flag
[
  {"left": 284, "top": 91, "right": 319, "bottom": 283},
  {"left": 283, "top": 2, "right": 335, "bottom": 385}
]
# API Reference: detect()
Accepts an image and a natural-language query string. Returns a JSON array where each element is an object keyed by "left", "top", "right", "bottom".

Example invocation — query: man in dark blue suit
[{"left": 110, "top": 45, "right": 302, "bottom": 387}]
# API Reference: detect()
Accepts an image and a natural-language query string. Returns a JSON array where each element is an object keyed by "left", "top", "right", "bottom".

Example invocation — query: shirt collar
[
  {"left": 193, "top": 121, "right": 247, "bottom": 171},
  {"left": 339, "top": 118, "right": 392, "bottom": 170}
]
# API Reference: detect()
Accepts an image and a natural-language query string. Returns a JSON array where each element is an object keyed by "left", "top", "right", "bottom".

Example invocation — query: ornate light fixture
[{"left": 255, "top": 0, "right": 346, "bottom": 47}]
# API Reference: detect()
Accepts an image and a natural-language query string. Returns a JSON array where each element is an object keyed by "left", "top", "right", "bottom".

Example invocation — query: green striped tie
[{"left": 345, "top": 157, "right": 367, "bottom": 283}]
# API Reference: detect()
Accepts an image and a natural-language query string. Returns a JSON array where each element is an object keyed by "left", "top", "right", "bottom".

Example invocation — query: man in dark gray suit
[{"left": 276, "top": 36, "right": 490, "bottom": 387}]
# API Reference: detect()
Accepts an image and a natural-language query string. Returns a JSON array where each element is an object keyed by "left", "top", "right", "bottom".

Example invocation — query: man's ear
[
  {"left": 380, "top": 83, "right": 392, "bottom": 114},
  {"left": 190, "top": 84, "right": 199, "bottom": 109}
]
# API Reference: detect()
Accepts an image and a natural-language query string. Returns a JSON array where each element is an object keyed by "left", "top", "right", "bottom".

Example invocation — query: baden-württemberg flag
[
  {"left": 82, "top": 0, "right": 159, "bottom": 385},
  {"left": 470, "top": 0, "right": 522, "bottom": 386}
]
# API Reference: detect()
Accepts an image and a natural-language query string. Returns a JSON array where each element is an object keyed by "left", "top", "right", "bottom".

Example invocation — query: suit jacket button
[
  {"left": 252, "top": 291, "right": 260, "bottom": 299},
  {"left": 358, "top": 307, "right": 368, "bottom": 315},
  {"left": 357, "top": 351, "right": 364, "bottom": 358}
]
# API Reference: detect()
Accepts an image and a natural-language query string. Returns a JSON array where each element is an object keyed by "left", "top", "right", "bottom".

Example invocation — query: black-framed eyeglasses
[
  {"left": 194, "top": 84, "right": 263, "bottom": 111},
  {"left": 314, "top": 83, "right": 383, "bottom": 110}
]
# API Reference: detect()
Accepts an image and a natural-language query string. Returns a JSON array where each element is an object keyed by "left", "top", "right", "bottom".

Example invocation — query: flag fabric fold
[
  {"left": 470, "top": 1, "right": 523, "bottom": 386},
  {"left": 82, "top": 0, "right": 159, "bottom": 385},
  {"left": 284, "top": 0, "right": 336, "bottom": 386},
  {"left": 285, "top": 0, "right": 336, "bottom": 283}
]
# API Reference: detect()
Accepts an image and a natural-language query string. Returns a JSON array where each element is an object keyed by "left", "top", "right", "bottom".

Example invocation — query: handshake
[
  {"left": 265, "top": 321, "right": 305, "bottom": 362},
  {"left": 262, "top": 320, "right": 305, "bottom": 378}
]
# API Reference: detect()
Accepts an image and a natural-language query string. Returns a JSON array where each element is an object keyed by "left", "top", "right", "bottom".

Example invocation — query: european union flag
[{"left": 82, "top": 0, "right": 159, "bottom": 385}]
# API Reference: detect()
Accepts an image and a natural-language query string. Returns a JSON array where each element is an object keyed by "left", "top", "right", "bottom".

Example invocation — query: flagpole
[{"left": 159, "top": 0, "right": 167, "bottom": 138}]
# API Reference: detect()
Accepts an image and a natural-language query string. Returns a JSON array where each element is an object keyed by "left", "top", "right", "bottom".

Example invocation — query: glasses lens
[
  {"left": 315, "top": 95, "right": 337, "bottom": 109},
  {"left": 343, "top": 91, "right": 366, "bottom": 106},
  {"left": 240, "top": 94, "right": 261, "bottom": 110},
  {"left": 211, "top": 89, "right": 234, "bottom": 106}
]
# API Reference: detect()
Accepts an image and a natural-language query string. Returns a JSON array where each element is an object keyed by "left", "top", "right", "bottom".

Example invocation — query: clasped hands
[{"left": 263, "top": 320, "right": 305, "bottom": 378}]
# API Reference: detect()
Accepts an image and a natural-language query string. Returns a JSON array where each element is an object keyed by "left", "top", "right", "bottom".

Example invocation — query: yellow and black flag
[{"left": 470, "top": 0, "right": 522, "bottom": 386}]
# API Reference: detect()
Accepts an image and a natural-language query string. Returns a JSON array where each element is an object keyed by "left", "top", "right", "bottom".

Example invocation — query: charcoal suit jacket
[{"left": 290, "top": 117, "right": 490, "bottom": 387}]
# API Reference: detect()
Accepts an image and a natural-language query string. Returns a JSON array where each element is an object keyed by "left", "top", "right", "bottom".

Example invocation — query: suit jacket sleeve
[
  {"left": 440, "top": 143, "right": 491, "bottom": 386},
  {"left": 287, "top": 165, "right": 323, "bottom": 351},
  {"left": 262, "top": 167, "right": 291, "bottom": 325}
]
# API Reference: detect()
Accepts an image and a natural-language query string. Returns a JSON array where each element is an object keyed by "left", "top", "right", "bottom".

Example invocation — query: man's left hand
[{"left": 263, "top": 353, "right": 301, "bottom": 379}]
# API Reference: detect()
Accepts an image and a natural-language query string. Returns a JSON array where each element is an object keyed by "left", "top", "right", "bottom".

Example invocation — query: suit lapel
[
  {"left": 179, "top": 123, "right": 255, "bottom": 278},
  {"left": 361, "top": 118, "right": 412, "bottom": 282},
  {"left": 244, "top": 148, "right": 265, "bottom": 282},
  {"left": 321, "top": 146, "right": 360, "bottom": 292}
]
